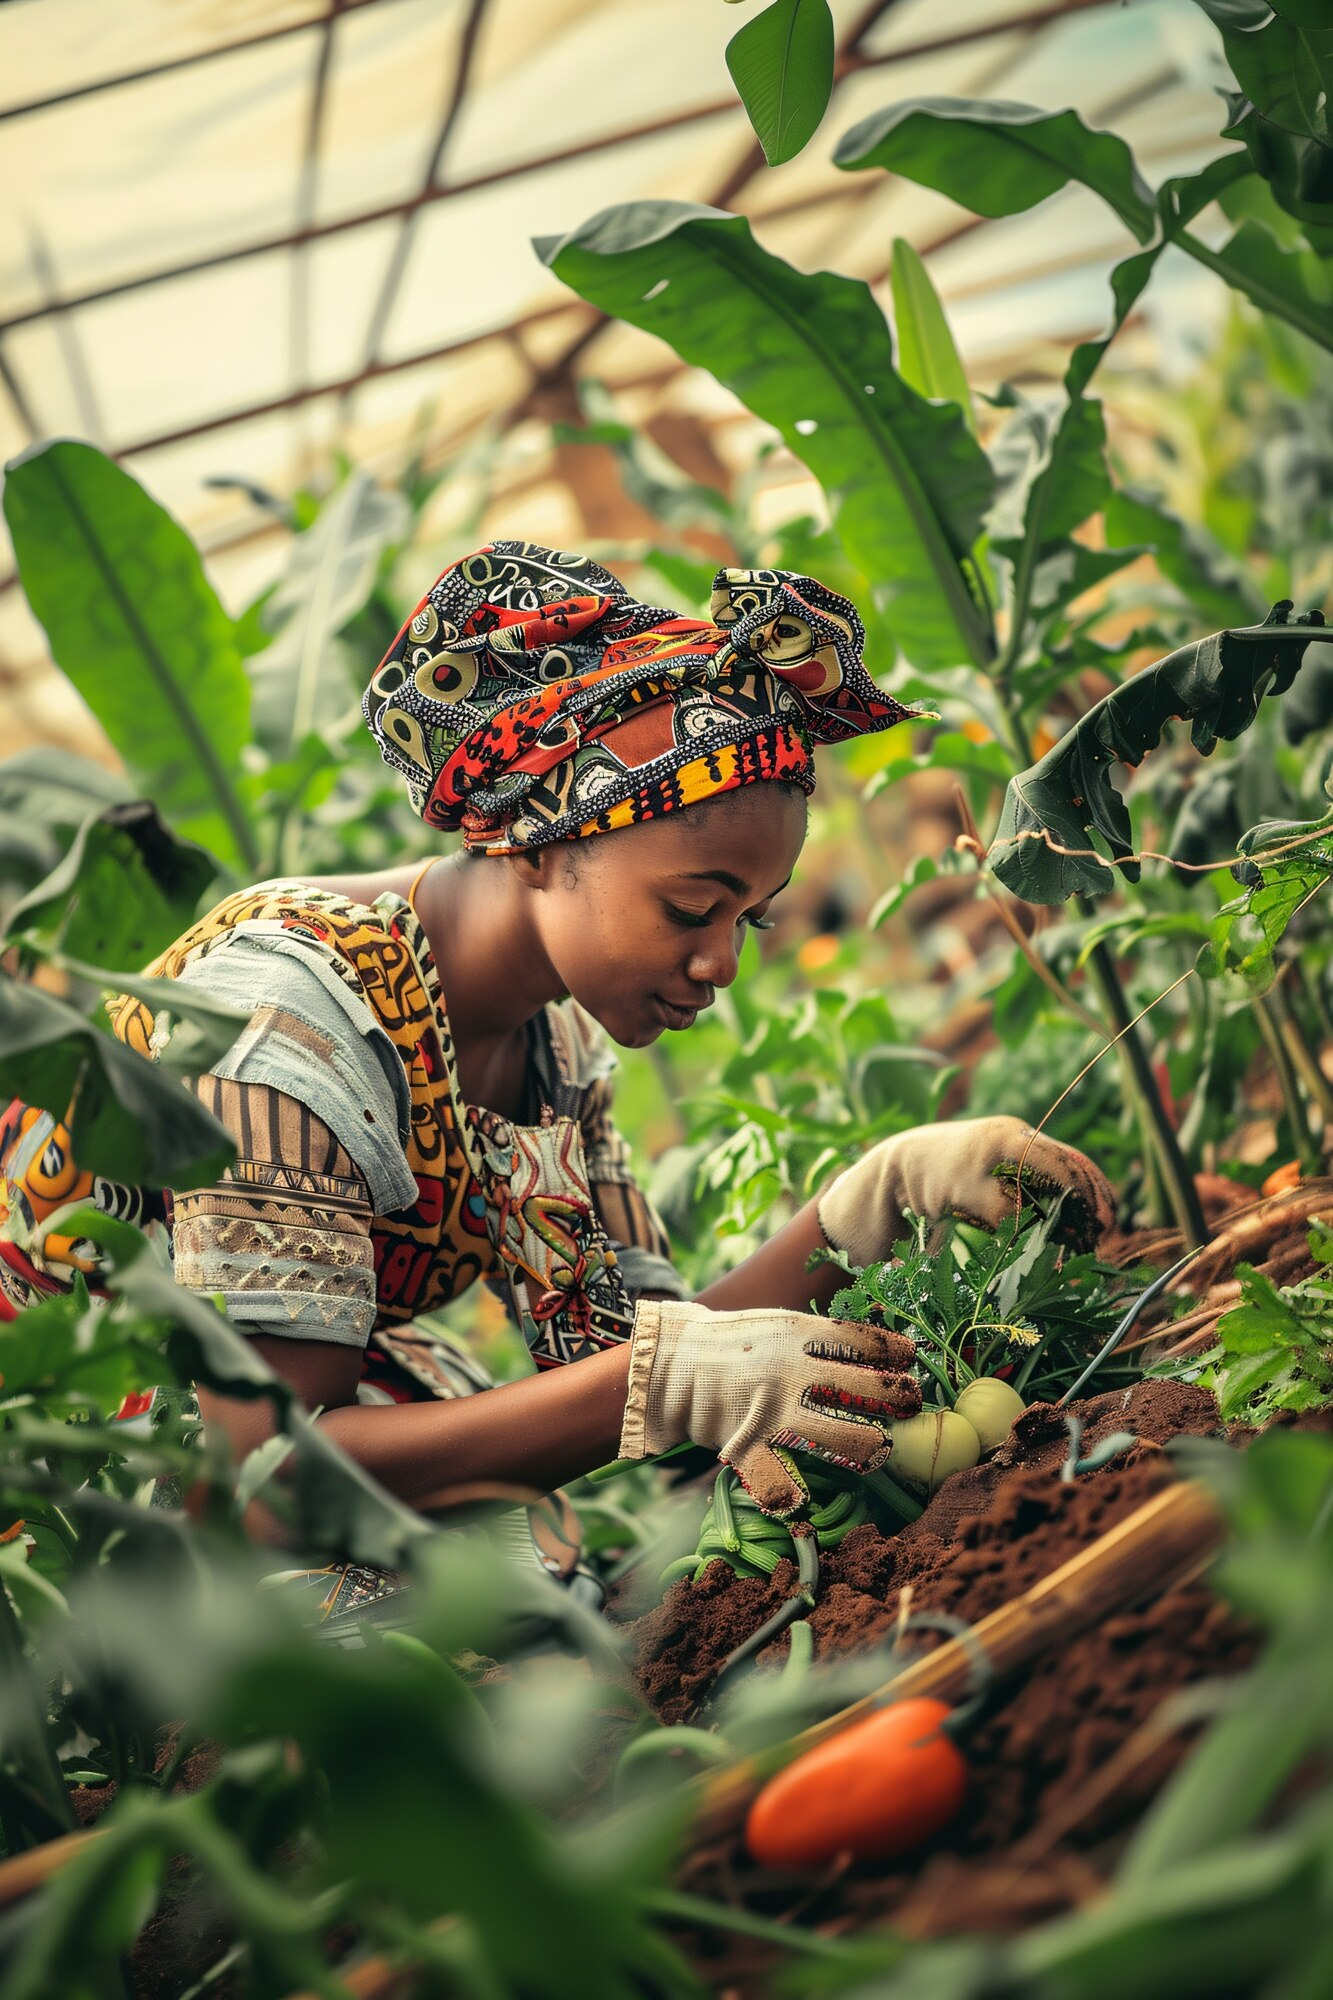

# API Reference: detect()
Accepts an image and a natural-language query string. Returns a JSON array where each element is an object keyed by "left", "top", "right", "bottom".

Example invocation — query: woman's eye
[
  {"left": 665, "top": 904, "right": 711, "bottom": 928},
  {"left": 745, "top": 915, "right": 776, "bottom": 931}
]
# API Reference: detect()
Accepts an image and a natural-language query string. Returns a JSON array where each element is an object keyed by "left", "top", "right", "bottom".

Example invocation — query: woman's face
[{"left": 521, "top": 785, "right": 808, "bottom": 1047}]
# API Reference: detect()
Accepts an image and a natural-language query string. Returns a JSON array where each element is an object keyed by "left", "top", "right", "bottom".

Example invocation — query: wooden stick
[
  {"left": 278, "top": 1482, "right": 1223, "bottom": 2000},
  {"left": 687, "top": 1478, "right": 1223, "bottom": 1845},
  {"left": 0, "top": 1828, "right": 98, "bottom": 1910}
]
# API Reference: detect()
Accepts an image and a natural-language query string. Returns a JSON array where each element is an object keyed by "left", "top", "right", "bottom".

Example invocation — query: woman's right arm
[
  {"left": 179, "top": 1072, "right": 636, "bottom": 1530},
  {"left": 196, "top": 1335, "right": 634, "bottom": 1518}
]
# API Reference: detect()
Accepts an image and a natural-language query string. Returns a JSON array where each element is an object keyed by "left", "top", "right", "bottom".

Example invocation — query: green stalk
[
  {"left": 1078, "top": 923, "right": 1208, "bottom": 1248},
  {"left": 1254, "top": 995, "right": 1322, "bottom": 1170},
  {"left": 1271, "top": 982, "right": 1333, "bottom": 1132},
  {"left": 987, "top": 686, "right": 1207, "bottom": 1247}
]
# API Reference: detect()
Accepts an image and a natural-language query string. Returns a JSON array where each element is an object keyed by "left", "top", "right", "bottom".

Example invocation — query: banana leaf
[
  {"left": 988, "top": 605, "right": 1333, "bottom": 902},
  {"left": 3, "top": 441, "right": 259, "bottom": 873},
  {"left": 539, "top": 202, "right": 996, "bottom": 671},
  {"left": 834, "top": 97, "right": 1156, "bottom": 242},
  {"left": 726, "top": 0, "right": 834, "bottom": 168}
]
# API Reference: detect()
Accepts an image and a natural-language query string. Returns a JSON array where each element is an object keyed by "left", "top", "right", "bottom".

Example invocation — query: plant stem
[
  {"left": 1271, "top": 978, "right": 1333, "bottom": 1131},
  {"left": 1254, "top": 995, "right": 1321, "bottom": 1169},
  {"left": 986, "top": 669, "right": 1205, "bottom": 1243},
  {"left": 1077, "top": 922, "right": 1209, "bottom": 1248}
]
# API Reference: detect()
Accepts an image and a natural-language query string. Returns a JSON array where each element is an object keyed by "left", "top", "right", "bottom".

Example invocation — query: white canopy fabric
[{"left": 1, "top": 0, "right": 1236, "bottom": 750}]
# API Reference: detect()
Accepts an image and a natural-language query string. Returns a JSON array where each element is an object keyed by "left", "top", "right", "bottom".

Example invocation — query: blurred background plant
[{"left": 1, "top": 0, "right": 1333, "bottom": 1989}]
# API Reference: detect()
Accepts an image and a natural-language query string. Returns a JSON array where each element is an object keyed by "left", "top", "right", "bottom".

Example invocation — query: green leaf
[
  {"left": 252, "top": 470, "right": 408, "bottom": 756},
  {"left": 988, "top": 610, "right": 1333, "bottom": 902},
  {"left": 868, "top": 854, "right": 938, "bottom": 928},
  {"left": 1194, "top": 0, "right": 1333, "bottom": 147},
  {"left": 538, "top": 203, "right": 996, "bottom": 670},
  {"left": 1103, "top": 486, "right": 1266, "bottom": 629},
  {"left": 6, "top": 802, "right": 216, "bottom": 968},
  {"left": 1185, "top": 215, "right": 1333, "bottom": 351},
  {"left": 725, "top": 0, "right": 834, "bottom": 168},
  {"left": 0, "top": 974, "right": 235, "bottom": 1188},
  {"left": 2, "top": 441, "right": 259, "bottom": 872},
  {"left": 888, "top": 239, "right": 976, "bottom": 431},
  {"left": 835, "top": 98, "right": 1156, "bottom": 243},
  {"left": 1223, "top": 95, "right": 1333, "bottom": 236},
  {"left": 0, "top": 748, "right": 130, "bottom": 835}
]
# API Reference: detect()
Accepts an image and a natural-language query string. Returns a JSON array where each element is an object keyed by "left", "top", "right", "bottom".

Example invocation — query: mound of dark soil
[{"left": 636, "top": 1380, "right": 1266, "bottom": 1987}]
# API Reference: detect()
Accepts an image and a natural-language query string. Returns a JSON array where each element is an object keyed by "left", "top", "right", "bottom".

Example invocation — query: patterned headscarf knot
[{"left": 364, "top": 540, "right": 919, "bottom": 853}]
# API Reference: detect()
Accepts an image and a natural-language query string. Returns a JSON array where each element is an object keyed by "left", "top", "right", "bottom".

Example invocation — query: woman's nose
[{"left": 687, "top": 930, "right": 739, "bottom": 990}]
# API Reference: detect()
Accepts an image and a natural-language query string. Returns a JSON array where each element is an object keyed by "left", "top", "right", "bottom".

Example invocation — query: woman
[{"left": 1, "top": 543, "right": 1113, "bottom": 1538}]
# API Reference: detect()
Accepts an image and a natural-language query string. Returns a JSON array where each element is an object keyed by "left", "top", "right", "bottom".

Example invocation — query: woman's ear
[{"left": 505, "top": 846, "right": 561, "bottom": 893}]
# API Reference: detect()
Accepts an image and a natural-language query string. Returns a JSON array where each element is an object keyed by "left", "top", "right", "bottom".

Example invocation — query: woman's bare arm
[
  {"left": 195, "top": 1335, "right": 633, "bottom": 1532},
  {"left": 193, "top": 1201, "right": 840, "bottom": 1538},
  {"left": 694, "top": 1197, "right": 842, "bottom": 1316}
]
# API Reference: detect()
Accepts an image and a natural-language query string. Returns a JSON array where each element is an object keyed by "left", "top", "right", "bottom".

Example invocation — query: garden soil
[{"left": 631, "top": 1379, "right": 1279, "bottom": 1989}]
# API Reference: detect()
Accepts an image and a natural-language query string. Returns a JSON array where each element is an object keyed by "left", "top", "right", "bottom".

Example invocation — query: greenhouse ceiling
[{"left": 2, "top": 0, "right": 1238, "bottom": 710}]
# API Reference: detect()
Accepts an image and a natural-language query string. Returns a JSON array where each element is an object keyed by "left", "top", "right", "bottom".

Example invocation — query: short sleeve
[
  {"left": 171, "top": 1072, "right": 378, "bottom": 1349},
  {"left": 170, "top": 932, "right": 418, "bottom": 1216}
]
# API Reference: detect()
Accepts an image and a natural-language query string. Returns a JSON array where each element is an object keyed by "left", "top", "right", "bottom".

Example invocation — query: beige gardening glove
[
  {"left": 817, "top": 1115, "right": 1116, "bottom": 1267},
  {"left": 618, "top": 1300, "right": 921, "bottom": 1516}
]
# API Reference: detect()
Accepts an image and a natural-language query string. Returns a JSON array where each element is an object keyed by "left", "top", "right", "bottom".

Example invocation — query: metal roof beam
[
  {"left": 0, "top": 0, "right": 401, "bottom": 124},
  {"left": 0, "top": 0, "right": 1115, "bottom": 335}
]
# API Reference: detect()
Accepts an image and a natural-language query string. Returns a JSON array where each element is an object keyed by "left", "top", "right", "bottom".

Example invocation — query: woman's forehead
[{"left": 613, "top": 786, "right": 807, "bottom": 887}]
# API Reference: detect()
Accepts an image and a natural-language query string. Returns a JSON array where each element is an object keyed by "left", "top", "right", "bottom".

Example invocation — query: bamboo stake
[
  {"left": 0, "top": 1828, "right": 98, "bottom": 1910},
  {"left": 687, "top": 1478, "right": 1223, "bottom": 1845}
]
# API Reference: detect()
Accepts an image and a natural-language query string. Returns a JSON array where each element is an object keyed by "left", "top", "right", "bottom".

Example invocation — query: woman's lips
[{"left": 654, "top": 995, "right": 701, "bottom": 1030}]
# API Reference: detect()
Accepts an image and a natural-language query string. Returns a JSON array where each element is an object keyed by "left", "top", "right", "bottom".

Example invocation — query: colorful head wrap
[{"left": 364, "top": 541, "right": 917, "bottom": 853}]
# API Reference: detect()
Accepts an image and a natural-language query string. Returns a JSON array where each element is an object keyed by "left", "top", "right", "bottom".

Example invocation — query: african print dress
[{"left": 0, "top": 882, "right": 683, "bottom": 1403}]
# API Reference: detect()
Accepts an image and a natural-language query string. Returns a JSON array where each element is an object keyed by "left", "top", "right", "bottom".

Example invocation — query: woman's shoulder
[{"left": 288, "top": 865, "right": 426, "bottom": 907}]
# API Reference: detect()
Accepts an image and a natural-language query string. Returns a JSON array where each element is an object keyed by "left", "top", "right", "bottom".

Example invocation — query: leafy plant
[
  {"left": 987, "top": 604, "right": 1333, "bottom": 903},
  {"left": 1173, "top": 1222, "right": 1333, "bottom": 1424},
  {"left": 827, "top": 1208, "right": 1138, "bottom": 1408}
]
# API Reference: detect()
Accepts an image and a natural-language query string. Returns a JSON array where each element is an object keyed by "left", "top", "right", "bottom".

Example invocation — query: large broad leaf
[
  {"left": 1224, "top": 95, "right": 1333, "bottom": 234},
  {"left": 539, "top": 203, "right": 996, "bottom": 670},
  {"left": 988, "top": 608, "right": 1333, "bottom": 902},
  {"left": 6, "top": 801, "right": 216, "bottom": 968},
  {"left": 889, "top": 238, "right": 976, "bottom": 431},
  {"left": 726, "top": 0, "right": 834, "bottom": 168},
  {"left": 66, "top": 1214, "right": 432, "bottom": 1570},
  {"left": 250, "top": 470, "right": 408, "bottom": 757},
  {"left": 835, "top": 98, "right": 1156, "bottom": 242},
  {"left": 1193, "top": 0, "right": 1333, "bottom": 147},
  {"left": 0, "top": 975, "right": 235, "bottom": 1188},
  {"left": 2, "top": 441, "right": 259, "bottom": 873}
]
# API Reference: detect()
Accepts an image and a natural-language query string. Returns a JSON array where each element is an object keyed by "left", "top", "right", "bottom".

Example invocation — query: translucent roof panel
[{"left": 1, "top": 0, "right": 1236, "bottom": 706}]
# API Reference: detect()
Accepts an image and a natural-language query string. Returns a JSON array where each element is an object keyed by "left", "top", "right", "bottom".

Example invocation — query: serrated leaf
[
  {"left": 725, "top": 0, "right": 834, "bottom": 168},
  {"left": 988, "top": 612, "right": 1333, "bottom": 902},
  {"left": 538, "top": 202, "right": 996, "bottom": 670}
]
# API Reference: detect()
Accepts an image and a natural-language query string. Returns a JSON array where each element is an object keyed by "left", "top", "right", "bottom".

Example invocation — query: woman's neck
[{"left": 415, "top": 852, "right": 564, "bottom": 1055}]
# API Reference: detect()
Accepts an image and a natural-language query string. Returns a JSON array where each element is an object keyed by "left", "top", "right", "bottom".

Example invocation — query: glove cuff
[{"left": 618, "top": 1298, "right": 663, "bottom": 1460}]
